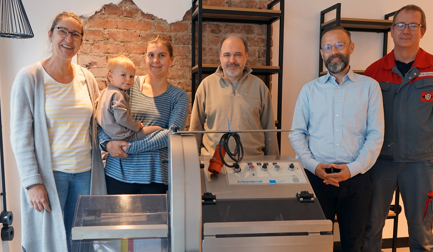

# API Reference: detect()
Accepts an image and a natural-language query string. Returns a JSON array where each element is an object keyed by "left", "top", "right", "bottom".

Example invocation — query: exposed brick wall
[
  {"left": 78, "top": 0, "right": 273, "bottom": 124},
  {"left": 78, "top": 0, "right": 192, "bottom": 92}
]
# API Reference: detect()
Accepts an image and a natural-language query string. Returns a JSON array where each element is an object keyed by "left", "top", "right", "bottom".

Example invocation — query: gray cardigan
[{"left": 10, "top": 62, "right": 107, "bottom": 252}]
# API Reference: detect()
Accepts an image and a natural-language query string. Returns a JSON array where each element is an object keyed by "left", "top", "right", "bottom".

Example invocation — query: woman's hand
[
  {"left": 106, "top": 141, "right": 131, "bottom": 158},
  {"left": 28, "top": 184, "right": 51, "bottom": 212}
]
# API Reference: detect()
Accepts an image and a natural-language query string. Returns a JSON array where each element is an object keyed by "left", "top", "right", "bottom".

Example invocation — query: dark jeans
[
  {"left": 306, "top": 169, "right": 372, "bottom": 252},
  {"left": 106, "top": 175, "right": 168, "bottom": 194}
]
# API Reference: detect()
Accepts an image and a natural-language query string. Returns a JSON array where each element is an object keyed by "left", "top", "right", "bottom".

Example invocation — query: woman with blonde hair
[
  {"left": 100, "top": 35, "right": 189, "bottom": 194},
  {"left": 10, "top": 11, "right": 106, "bottom": 252}
]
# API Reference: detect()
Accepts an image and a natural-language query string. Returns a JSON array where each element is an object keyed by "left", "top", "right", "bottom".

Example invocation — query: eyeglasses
[
  {"left": 321, "top": 42, "right": 351, "bottom": 53},
  {"left": 55, "top": 27, "right": 83, "bottom": 40},
  {"left": 393, "top": 23, "right": 422, "bottom": 31}
]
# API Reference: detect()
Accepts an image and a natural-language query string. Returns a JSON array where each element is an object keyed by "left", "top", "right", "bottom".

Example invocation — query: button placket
[{"left": 334, "top": 84, "right": 344, "bottom": 161}]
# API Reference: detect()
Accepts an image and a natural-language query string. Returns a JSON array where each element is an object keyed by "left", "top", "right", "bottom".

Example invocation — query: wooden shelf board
[
  {"left": 322, "top": 18, "right": 393, "bottom": 31},
  {"left": 387, "top": 210, "right": 397, "bottom": 218},
  {"left": 193, "top": 6, "right": 281, "bottom": 22},
  {"left": 335, "top": 210, "right": 396, "bottom": 222}
]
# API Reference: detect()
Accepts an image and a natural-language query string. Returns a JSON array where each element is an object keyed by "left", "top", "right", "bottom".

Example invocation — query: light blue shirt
[{"left": 289, "top": 69, "right": 384, "bottom": 177}]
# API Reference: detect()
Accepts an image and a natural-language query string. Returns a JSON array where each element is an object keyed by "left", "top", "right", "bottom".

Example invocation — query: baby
[{"left": 96, "top": 56, "right": 161, "bottom": 148}]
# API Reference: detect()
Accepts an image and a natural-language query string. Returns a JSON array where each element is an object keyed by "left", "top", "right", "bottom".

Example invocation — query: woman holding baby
[{"left": 100, "top": 35, "right": 189, "bottom": 195}]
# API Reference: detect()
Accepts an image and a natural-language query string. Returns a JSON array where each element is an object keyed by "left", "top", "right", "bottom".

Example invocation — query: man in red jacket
[{"left": 362, "top": 5, "right": 433, "bottom": 252}]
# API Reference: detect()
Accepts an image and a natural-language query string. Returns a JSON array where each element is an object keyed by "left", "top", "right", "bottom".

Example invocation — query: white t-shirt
[{"left": 41, "top": 62, "right": 92, "bottom": 173}]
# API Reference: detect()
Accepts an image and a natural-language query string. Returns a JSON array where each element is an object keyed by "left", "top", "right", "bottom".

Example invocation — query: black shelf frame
[
  {"left": 318, "top": 3, "right": 394, "bottom": 75},
  {"left": 192, "top": 6, "right": 281, "bottom": 24},
  {"left": 191, "top": 0, "right": 284, "bottom": 148}
]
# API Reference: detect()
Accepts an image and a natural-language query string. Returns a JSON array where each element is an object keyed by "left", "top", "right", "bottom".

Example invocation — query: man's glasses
[
  {"left": 393, "top": 23, "right": 422, "bottom": 31},
  {"left": 321, "top": 41, "right": 351, "bottom": 53},
  {"left": 55, "top": 27, "right": 83, "bottom": 41}
]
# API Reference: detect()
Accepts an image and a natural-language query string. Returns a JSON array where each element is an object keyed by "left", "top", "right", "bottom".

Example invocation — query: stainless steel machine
[
  {"left": 169, "top": 133, "right": 333, "bottom": 251},
  {"left": 71, "top": 194, "right": 169, "bottom": 251},
  {"left": 71, "top": 133, "right": 333, "bottom": 251}
]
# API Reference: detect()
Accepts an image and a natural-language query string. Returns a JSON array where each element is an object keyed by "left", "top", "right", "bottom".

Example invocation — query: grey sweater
[
  {"left": 95, "top": 85, "right": 142, "bottom": 140},
  {"left": 10, "top": 62, "right": 107, "bottom": 252}
]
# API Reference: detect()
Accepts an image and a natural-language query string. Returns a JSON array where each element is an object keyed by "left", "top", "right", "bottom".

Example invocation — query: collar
[
  {"left": 384, "top": 48, "right": 432, "bottom": 70},
  {"left": 320, "top": 66, "right": 355, "bottom": 85},
  {"left": 413, "top": 48, "right": 432, "bottom": 69},
  {"left": 215, "top": 65, "right": 253, "bottom": 85},
  {"left": 134, "top": 74, "right": 172, "bottom": 91},
  {"left": 107, "top": 84, "right": 125, "bottom": 92}
]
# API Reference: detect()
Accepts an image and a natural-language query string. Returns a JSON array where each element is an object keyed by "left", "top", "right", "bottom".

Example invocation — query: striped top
[
  {"left": 101, "top": 76, "right": 189, "bottom": 184},
  {"left": 41, "top": 62, "right": 92, "bottom": 173}
]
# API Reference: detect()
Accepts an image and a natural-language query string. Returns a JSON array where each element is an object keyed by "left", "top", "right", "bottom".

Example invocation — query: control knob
[
  {"left": 234, "top": 163, "right": 241, "bottom": 173},
  {"left": 289, "top": 163, "right": 295, "bottom": 171}
]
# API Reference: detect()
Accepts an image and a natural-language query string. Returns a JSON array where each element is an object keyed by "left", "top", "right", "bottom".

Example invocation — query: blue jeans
[{"left": 54, "top": 170, "right": 91, "bottom": 251}]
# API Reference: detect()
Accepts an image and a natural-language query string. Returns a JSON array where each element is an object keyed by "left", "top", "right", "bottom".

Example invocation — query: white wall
[{"left": 1, "top": 0, "right": 432, "bottom": 251}]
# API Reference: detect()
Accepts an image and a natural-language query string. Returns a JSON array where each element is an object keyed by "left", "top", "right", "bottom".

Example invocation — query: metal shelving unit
[
  {"left": 191, "top": 0, "right": 284, "bottom": 147},
  {"left": 318, "top": 3, "right": 394, "bottom": 76}
]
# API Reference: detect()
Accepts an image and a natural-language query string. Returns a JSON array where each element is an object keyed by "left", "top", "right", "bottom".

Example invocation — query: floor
[
  {"left": 334, "top": 245, "right": 410, "bottom": 252},
  {"left": 382, "top": 248, "right": 410, "bottom": 252}
]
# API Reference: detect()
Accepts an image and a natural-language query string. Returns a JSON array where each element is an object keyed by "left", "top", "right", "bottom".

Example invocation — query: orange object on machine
[{"left": 208, "top": 144, "right": 226, "bottom": 174}]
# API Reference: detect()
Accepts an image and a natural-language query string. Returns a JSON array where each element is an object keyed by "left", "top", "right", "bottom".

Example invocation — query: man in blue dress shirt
[{"left": 289, "top": 26, "right": 385, "bottom": 252}]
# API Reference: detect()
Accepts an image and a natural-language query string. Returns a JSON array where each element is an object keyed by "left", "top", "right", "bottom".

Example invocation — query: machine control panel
[{"left": 225, "top": 161, "right": 308, "bottom": 185}]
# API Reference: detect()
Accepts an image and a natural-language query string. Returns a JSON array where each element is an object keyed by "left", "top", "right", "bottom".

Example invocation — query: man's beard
[
  {"left": 224, "top": 63, "right": 242, "bottom": 78},
  {"left": 325, "top": 53, "right": 349, "bottom": 74}
]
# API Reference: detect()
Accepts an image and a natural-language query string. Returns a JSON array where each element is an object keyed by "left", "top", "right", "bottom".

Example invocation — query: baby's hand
[
  {"left": 139, "top": 121, "right": 144, "bottom": 129},
  {"left": 122, "top": 145, "right": 128, "bottom": 151},
  {"left": 142, "top": 126, "right": 163, "bottom": 136}
]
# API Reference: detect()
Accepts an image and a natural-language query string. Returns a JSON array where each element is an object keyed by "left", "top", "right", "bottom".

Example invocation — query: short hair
[
  {"left": 146, "top": 35, "right": 174, "bottom": 57},
  {"left": 321, "top": 26, "right": 351, "bottom": 44},
  {"left": 218, "top": 35, "right": 249, "bottom": 54},
  {"left": 50, "top": 12, "right": 84, "bottom": 38},
  {"left": 393, "top": 5, "right": 426, "bottom": 29},
  {"left": 106, "top": 56, "right": 136, "bottom": 84}
]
